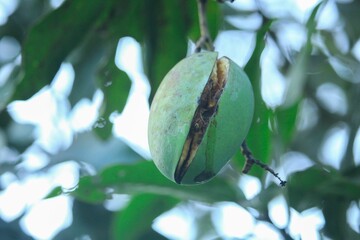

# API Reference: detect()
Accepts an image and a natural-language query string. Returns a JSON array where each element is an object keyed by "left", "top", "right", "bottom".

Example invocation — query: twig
[
  {"left": 195, "top": 0, "right": 214, "bottom": 52},
  {"left": 241, "top": 141, "right": 286, "bottom": 187}
]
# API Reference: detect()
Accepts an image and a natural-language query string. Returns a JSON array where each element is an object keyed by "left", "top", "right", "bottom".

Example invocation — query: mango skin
[{"left": 148, "top": 52, "right": 254, "bottom": 184}]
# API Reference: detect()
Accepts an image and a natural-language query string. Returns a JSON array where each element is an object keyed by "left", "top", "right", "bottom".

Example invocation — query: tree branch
[
  {"left": 241, "top": 141, "right": 286, "bottom": 187},
  {"left": 195, "top": 0, "right": 214, "bottom": 52}
]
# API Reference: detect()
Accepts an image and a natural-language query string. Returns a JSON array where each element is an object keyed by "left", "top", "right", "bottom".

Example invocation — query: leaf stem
[
  {"left": 195, "top": 0, "right": 214, "bottom": 52},
  {"left": 241, "top": 141, "right": 286, "bottom": 187}
]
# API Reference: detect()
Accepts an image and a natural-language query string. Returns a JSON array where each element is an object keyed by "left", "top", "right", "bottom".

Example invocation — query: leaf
[
  {"left": 67, "top": 34, "right": 108, "bottom": 106},
  {"left": 54, "top": 200, "right": 112, "bottom": 240},
  {"left": 273, "top": 102, "right": 300, "bottom": 146},
  {"left": 94, "top": 60, "right": 131, "bottom": 140},
  {"left": 73, "top": 161, "right": 245, "bottom": 204},
  {"left": 74, "top": 176, "right": 109, "bottom": 203},
  {"left": 322, "top": 197, "right": 360, "bottom": 239},
  {"left": 44, "top": 186, "right": 63, "bottom": 199},
  {"left": 102, "top": 1, "right": 144, "bottom": 41},
  {"left": 49, "top": 132, "right": 141, "bottom": 171},
  {"left": 337, "top": 0, "right": 360, "bottom": 42},
  {"left": 234, "top": 18, "right": 273, "bottom": 179},
  {"left": 0, "top": 65, "right": 21, "bottom": 111},
  {"left": 282, "top": 2, "right": 322, "bottom": 107},
  {"left": 0, "top": 217, "right": 33, "bottom": 240},
  {"left": 112, "top": 193, "right": 179, "bottom": 240},
  {"left": 143, "top": 0, "right": 192, "bottom": 102},
  {"left": 14, "top": 0, "right": 109, "bottom": 101},
  {"left": 206, "top": 2, "right": 222, "bottom": 40},
  {"left": 287, "top": 166, "right": 360, "bottom": 211},
  {"left": 194, "top": 211, "right": 218, "bottom": 239}
]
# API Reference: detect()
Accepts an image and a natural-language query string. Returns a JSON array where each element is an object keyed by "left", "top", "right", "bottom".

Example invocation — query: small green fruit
[{"left": 148, "top": 52, "right": 254, "bottom": 184}]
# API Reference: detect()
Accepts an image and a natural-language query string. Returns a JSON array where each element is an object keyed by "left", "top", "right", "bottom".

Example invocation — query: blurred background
[{"left": 0, "top": 0, "right": 359, "bottom": 239}]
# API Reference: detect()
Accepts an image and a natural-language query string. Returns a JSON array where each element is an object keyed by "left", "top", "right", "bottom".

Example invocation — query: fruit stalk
[{"left": 195, "top": 0, "right": 214, "bottom": 52}]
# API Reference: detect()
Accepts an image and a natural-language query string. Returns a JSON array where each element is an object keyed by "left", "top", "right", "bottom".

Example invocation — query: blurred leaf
[
  {"left": 75, "top": 176, "right": 108, "bottom": 203},
  {"left": 5, "top": 121, "right": 34, "bottom": 153},
  {"left": 322, "top": 197, "right": 359, "bottom": 239},
  {"left": 12, "top": 0, "right": 51, "bottom": 32},
  {"left": 328, "top": 55, "right": 360, "bottom": 83},
  {"left": 0, "top": 65, "right": 21, "bottom": 112},
  {"left": 94, "top": 61, "right": 131, "bottom": 140},
  {"left": 103, "top": 1, "right": 144, "bottom": 41},
  {"left": 287, "top": 167, "right": 330, "bottom": 211},
  {"left": 143, "top": 0, "right": 192, "bottom": 102},
  {"left": 133, "top": 231, "right": 168, "bottom": 240},
  {"left": 282, "top": 2, "right": 322, "bottom": 107},
  {"left": 112, "top": 193, "right": 179, "bottom": 240},
  {"left": 73, "top": 161, "right": 245, "bottom": 204},
  {"left": 234, "top": 18, "right": 273, "bottom": 179},
  {"left": 54, "top": 199, "right": 111, "bottom": 240},
  {"left": 320, "top": 177, "right": 360, "bottom": 199},
  {"left": 243, "top": 184, "right": 285, "bottom": 211},
  {"left": 14, "top": 0, "right": 109, "bottom": 101},
  {"left": 44, "top": 186, "right": 63, "bottom": 199},
  {"left": 221, "top": 3, "right": 256, "bottom": 17},
  {"left": 273, "top": 102, "right": 300, "bottom": 146},
  {"left": 67, "top": 34, "right": 108, "bottom": 106},
  {"left": 0, "top": 217, "right": 33, "bottom": 240},
  {"left": 206, "top": 2, "right": 222, "bottom": 40},
  {"left": 194, "top": 211, "right": 218, "bottom": 239},
  {"left": 337, "top": 0, "right": 360, "bottom": 42},
  {"left": 288, "top": 167, "right": 360, "bottom": 211},
  {"left": 50, "top": 132, "right": 141, "bottom": 171}
]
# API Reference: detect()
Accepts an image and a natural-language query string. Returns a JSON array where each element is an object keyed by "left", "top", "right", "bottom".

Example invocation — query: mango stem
[
  {"left": 241, "top": 141, "right": 287, "bottom": 187},
  {"left": 195, "top": 0, "right": 214, "bottom": 52}
]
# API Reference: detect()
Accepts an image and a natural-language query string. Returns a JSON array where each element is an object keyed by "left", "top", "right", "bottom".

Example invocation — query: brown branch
[
  {"left": 241, "top": 141, "right": 287, "bottom": 187},
  {"left": 195, "top": 0, "right": 214, "bottom": 52}
]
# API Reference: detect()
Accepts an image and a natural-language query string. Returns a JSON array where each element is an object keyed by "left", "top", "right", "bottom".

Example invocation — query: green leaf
[
  {"left": 206, "top": 2, "right": 222, "bottom": 40},
  {"left": 102, "top": 1, "right": 144, "bottom": 41},
  {"left": 14, "top": 0, "right": 109, "bottom": 100},
  {"left": 282, "top": 2, "right": 322, "bottom": 107},
  {"left": 94, "top": 60, "right": 131, "bottom": 140},
  {"left": 54, "top": 200, "right": 112, "bottom": 240},
  {"left": 74, "top": 176, "right": 109, "bottom": 203},
  {"left": 273, "top": 102, "right": 300, "bottom": 146},
  {"left": 112, "top": 193, "right": 179, "bottom": 240},
  {"left": 337, "top": 0, "right": 360, "bottom": 42},
  {"left": 287, "top": 167, "right": 330, "bottom": 211},
  {"left": 67, "top": 34, "right": 108, "bottom": 106},
  {"left": 143, "top": 0, "right": 191, "bottom": 102},
  {"left": 287, "top": 167, "right": 360, "bottom": 211},
  {"left": 44, "top": 186, "right": 64, "bottom": 199},
  {"left": 323, "top": 198, "right": 359, "bottom": 239},
  {"left": 0, "top": 65, "right": 21, "bottom": 111},
  {"left": 50, "top": 132, "right": 141, "bottom": 171},
  {"left": 248, "top": 184, "right": 285, "bottom": 211},
  {"left": 73, "top": 161, "right": 244, "bottom": 204},
  {"left": 234, "top": 19, "right": 273, "bottom": 179}
]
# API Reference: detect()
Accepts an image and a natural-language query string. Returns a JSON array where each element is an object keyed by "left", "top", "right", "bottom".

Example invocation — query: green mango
[{"left": 148, "top": 52, "right": 254, "bottom": 184}]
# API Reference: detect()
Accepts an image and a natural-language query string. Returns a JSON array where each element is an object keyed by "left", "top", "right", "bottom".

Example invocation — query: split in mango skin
[{"left": 148, "top": 52, "right": 254, "bottom": 185}]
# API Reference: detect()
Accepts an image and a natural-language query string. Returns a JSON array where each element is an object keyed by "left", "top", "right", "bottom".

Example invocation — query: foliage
[{"left": 0, "top": 0, "right": 359, "bottom": 239}]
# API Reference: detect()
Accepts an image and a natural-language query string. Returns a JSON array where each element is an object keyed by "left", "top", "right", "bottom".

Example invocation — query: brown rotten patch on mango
[{"left": 175, "top": 57, "right": 230, "bottom": 184}]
